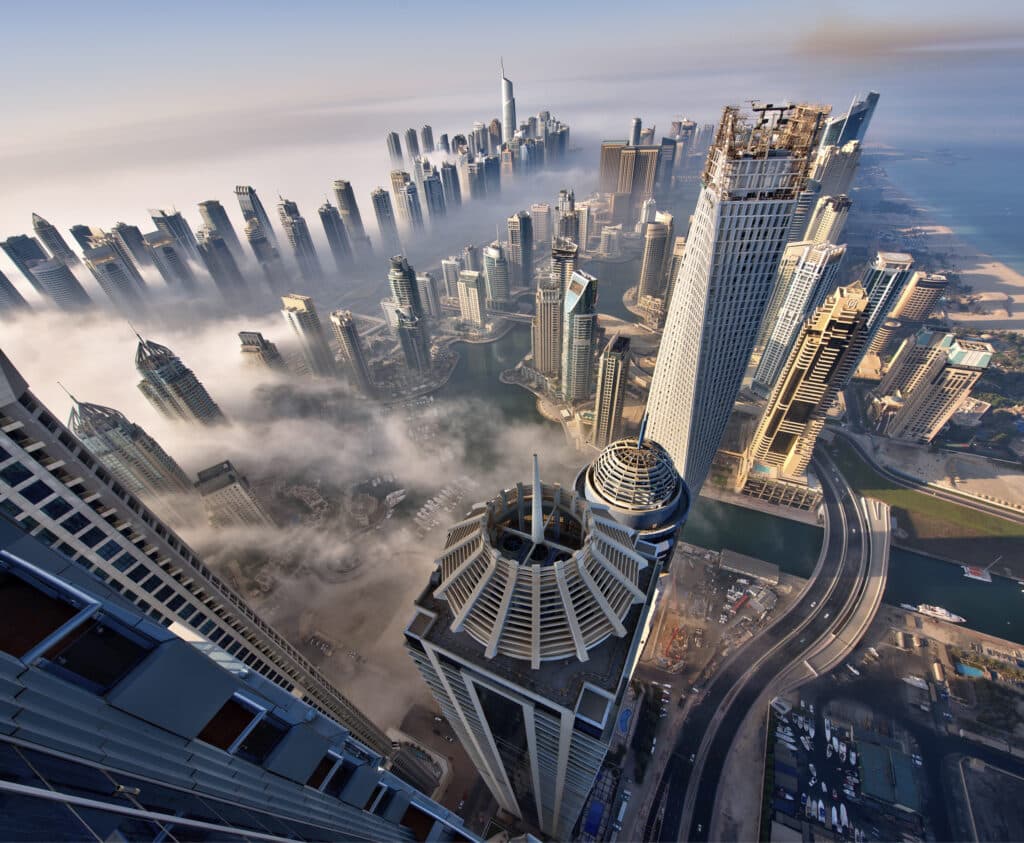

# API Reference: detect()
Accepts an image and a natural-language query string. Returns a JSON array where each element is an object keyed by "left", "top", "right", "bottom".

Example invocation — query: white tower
[{"left": 645, "top": 103, "right": 828, "bottom": 493}]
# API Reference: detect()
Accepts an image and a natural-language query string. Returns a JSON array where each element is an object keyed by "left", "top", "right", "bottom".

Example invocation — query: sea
[{"left": 878, "top": 142, "right": 1024, "bottom": 275}]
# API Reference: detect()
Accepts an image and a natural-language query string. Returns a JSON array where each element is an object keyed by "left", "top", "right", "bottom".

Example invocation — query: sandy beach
[
  {"left": 897, "top": 223, "right": 1024, "bottom": 330},
  {"left": 866, "top": 160, "right": 1024, "bottom": 332}
]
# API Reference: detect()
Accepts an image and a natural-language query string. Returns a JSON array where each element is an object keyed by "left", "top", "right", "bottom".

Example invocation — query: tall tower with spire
[
  {"left": 67, "top": 396, "right": 193, "bottom": 499},
  {"left": 135, "top": 336, "right": 227, "bottom": 425},
  {"left": 501, "top": 60, "right": 516, "bottom": 144},
  {"left": 406, "top": 445, "right": 688, "bottom": 838}
]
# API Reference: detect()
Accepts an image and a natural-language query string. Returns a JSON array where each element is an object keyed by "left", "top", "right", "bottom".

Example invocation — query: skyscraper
[
  {"left": 69, "top": 224, "right": 103, "bottom": 251},
  {"left": 507, "top": 210, "right": 533, "bottom": 287},
  {"left": 143, "top": 230, "right": 197, "bottom": 290},
  {"left": 332, "top": 179, "right": 372, "bottom": 259},
  {"left": 83, "top": 244, "right": 147, "bottom": 315},
  {"left": 637, "top": 217, "right": 672, "bottom": 299},
  {"left": 68, "top": 397, "right": 193, "bottom": 499},
  {"left": 819, "top": 91, "right": 880, "bottom": 148},
  {"left": 198, "top": 199, "right": 244, "bottom": 262},
  {"left": 532, "top": 277, "right": 563, "bottom": 380},
  {"left": 281, "top": 293, "right": 336, "bottom": 378},
  {"left": 0, "top": 269, "right": 30, "bottom": 315},
  {"left": 404, "top": 127, "right": 421, "bottom": 161},
  {"left": 561, "top": 270, "right": 599, "bottom": 402},
  {"left": 91, "top": 228, "right": 147, "bottom": 287},
  {"left": 812, "top": 141, "right": 863, "bottom": 198},
  {"left": 439, "top": 161, "right": 462, "bottom": 209},
  {"left": 438, "top": 132, "right": 450, "bottom": 154},
  {"left": 501, "top": 61, "right": 516, "bottom": 144},
  {"left": 753, "top": 242, "right": 847, "bottom": 397},
  {"left": 804, "top": 194, "right": 852, "bottom": 245},
  {"left": 234, "top": 185, "right": 279, "bottom": 248},
  {"left": 630, "top": 116, "right": 642, "bottom": 146},
  {"left": 239, "top": 330, "right": 287, "bottom": 371},
  {"left": 871, "top": 330, "right": 993, "bottom": 443},
  {"left": 592, "top": 335, "right": 631, "bottom": 448},
  {"left": 149, "top": 208, "right": 200, "bottom": 263},
  {"left": 371, "top": 188, "right": 402, "bottom": 254},
  {"left": 645, "top": 102, "right": 828, "bottom": 493},
  {"left": 386, "top": 131, "right": 403, "bottom": 166},
  {"left": 599, "top": 141, "right": 627, "bottom": 193},
  {"left": 462, "top": 243, "right": 481, "bottom": 273},
  {"left": 318, "top": 202, "right": 354, "bottom": 273},
  {"left": 406, "top": 451, "right": 686, "bottom": 839},
  {"left": 0, "top": 516, "right": 469, "bottom": 840},
  {"left": 388, "top": 255, "right": 426, "bottom": 320},
  {"left": 551, "top": 236, "right": 578, "bottom": 291},
  {"left": 278, "top": 198, "right": 323, "bottom": 283},
  {"left": 617, "top": 145, "right": 661, "bottom": 206},
  {"left": 195, "top": 460, "right": 276, "bottom": 527},
  {"left": 109, "top": 221, "right": 153, "bottom": 269},
  {"left": 390, "top": 171, "right": 424, "bottom": 232},
  {"left": 421, "top": 124, "right": 434, "bottom": 152},
  {"left": 417, "top": 271, "right": 441, "bottom": 318},
  {"left": 396, "top": 308, "right": 430, "bottom": 371},
  {"left": 530, "top": 202, "right": 552, "bottom": 242},
  {"left": 0, "top": 351, "right": 403, "bottom": 760},
  {"left": 197, "top": 226, "right": 248, "bottom": 304},
  {"left": 330, "top": 310, "right": 375, "bottom": 396},
  {"left": 1, "top": 234, "right": 48, "bottom": 290},
  {"left": 31, "top": 212, "right": 79, "bottom": 265},
  {"left": 890, "top": 271, "right": 948, "bottom": 322},
  {"left": 242, "top": 218, "right": 287, "bottom": 291},
  {"left": 482, "top": 243, "right": 510, "bottom": 304},
  {"left": 457, "top": 270, "right": 487, "bottom": 326},
  {"left": 857, "top": 251, "right": 916, "bottom": 350},
  {"left": 26, "top": 258, "right": 92, "bottom": 311},
  {"left": 441, "top": 256, "right": 462, "bottom": 297},
  {"left": 422, "top": 172, "right": 447, "bottom": 220},
  {"left": 135, "top": 336, "right": 227, "bottom": 425},
  {"left": 746, "top": 284, "right": 870, "bottom": 482}
]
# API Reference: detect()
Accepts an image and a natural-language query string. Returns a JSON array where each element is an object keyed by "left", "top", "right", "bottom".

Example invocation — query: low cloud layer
[{"left": 2, "top": 305, "right": 578, "bottom": 729}]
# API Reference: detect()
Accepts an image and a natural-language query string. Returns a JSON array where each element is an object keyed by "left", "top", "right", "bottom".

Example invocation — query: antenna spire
[
  {"left": 57, "top": 381, "right": 78, "bottom": 405},
  {"left": 531, "top": 454, "right": 544, "bottom": 545}
]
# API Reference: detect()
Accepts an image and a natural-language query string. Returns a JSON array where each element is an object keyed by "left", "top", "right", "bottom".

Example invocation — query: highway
[{"left": 642, "top": 448, "right": 868, "bottom": 842}]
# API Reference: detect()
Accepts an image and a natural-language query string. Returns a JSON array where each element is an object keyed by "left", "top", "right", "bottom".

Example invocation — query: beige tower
[
  {"left": 747, "top": 284, "right": 870, "bottom": 481},
  {"left": 872, "top": 330, "right": 993, "bottom": 443},
  {"left": 890, "top": 272, "right": 948, "bottom": 322}
]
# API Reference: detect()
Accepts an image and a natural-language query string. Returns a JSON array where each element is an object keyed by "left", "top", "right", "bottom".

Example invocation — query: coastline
[{"left": 870, "top": 157, "right": 1024, "bottom": 332}]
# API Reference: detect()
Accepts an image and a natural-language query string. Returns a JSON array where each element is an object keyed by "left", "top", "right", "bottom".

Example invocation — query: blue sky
[{"left": 1, "top": 0, "right": 1021, "bottom": 277}]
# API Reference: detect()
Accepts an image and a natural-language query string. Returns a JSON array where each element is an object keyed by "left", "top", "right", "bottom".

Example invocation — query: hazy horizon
[{"left": 1, "top": 2, "right": 1022, "bottom": 290}]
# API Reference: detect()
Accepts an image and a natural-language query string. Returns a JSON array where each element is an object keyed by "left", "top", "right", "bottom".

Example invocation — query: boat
[
  {"left": 850, "top": 750, "right": 857, "bottom": 766},
  {"left": 832, "top": 806, "right": 839, "bottom": 829},
  {"left": 840, "top": 742, "right": 848, "bottom": 763},
  {"left": 900, "top": 603, "right": 966, "bottom": 623},
  {"left": 818, "top": 802, "right": 825, "bottom": 823},
  {"left": 832, "top": 736, "right": 839, "bottom": 754},
  {"left": 962, "top": 565, "right": 992, "bottom": 583},
  {"left": 801, "top": 736, "right": 812, "bottom": 751},
  {"left": 841, "top": 804, "right": 849, "bottom": 829},
  {"left": 827, "top": 745, "right": 833, "bottom": 759},
  {"left": 809, "top": 724, "right": 815, "bottom": 739},
  {"left": 825, "top": 717, "right": 831, "bottom": 742}
]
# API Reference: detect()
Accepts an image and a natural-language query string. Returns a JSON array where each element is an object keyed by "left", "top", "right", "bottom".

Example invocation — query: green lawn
[{"left": 828, "top": 437, "right": 1024, "bottom": 554}]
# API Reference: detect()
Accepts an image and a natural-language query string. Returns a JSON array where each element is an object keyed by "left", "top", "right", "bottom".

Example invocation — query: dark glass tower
[
  {"left": 149, "top": 209, "right": 200, "bottom": 262},
  {"left": 31, "top": 212, "right": 80, "bottom": 265},
  {"left": 318, "top": 203, "right": 354, "bottom": 273},
  {"left": 278, "top": 198, "right": 323, "bottom": 283},
  {"left": 234, "top": 185, "right": 279, "bottom": 248},
  {"left": 198, "top": 199, "right": 244, "bottom": 262},
  {"left": 135, "top": 336, "right": 227, "bottom": 425}
]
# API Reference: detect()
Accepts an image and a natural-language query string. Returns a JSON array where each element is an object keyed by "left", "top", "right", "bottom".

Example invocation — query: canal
[{"left": 438, "top": 319, "right": 1024, "bottom": 647}]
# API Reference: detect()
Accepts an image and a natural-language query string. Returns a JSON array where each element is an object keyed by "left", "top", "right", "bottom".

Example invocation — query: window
[
  {"left": 19, "top": 479, "right": 53, "bottom": 504},
  {"left": 96, "top": 540, "right": 122, "bottom": 561},
  {"left": 0, "top": 568, "right": 79, "bottom": 658},
  {"left": 0, "top": 498, "right": 22, "bottom": 519},
  {"left": 79, "top": 527, "right": 107, "bottom": 548},
  {"left": 197, "top": 697, "right": 257, "bottom": 750},
  {"left": 60, "top": 511, "right": 91, "bottom": 535},
  {"left": 234, "top": 713, "right": 287, "bottom": 765},
  {"left": 41, "top": 498, "right": 72, "bottom": 520},
  {"left": 41, "top": 617, "right": 154, "bottom": 693},
  {"left": 140, "top": 575, "right": 162, "bottom": 593}
]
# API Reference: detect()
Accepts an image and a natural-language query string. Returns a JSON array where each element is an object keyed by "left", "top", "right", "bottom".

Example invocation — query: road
[{"left": 642, "top": 448, "right": 868, "bottom": 842}]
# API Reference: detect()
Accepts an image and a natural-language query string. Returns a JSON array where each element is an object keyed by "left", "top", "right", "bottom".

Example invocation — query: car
[
  {"left": 443, "top": 735, "right": 454, "bottom": 743},
  {"left": 433, "top": 715, "right": 444, "bottom": 723},
  {"left": 824, "top": 613, "right": 830, "bottom": 620},
  {"left": 623, "top": 790, "right": 631, "bottom": 802},
  {"left": 457, "top": 799, "right": 465, "bottom": 811},
  {"left": 811, "top": 601, "right": 817, "bottom": 608},
  {"left": 697, "top": 824, "right": 703, "bottom": 833}
]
